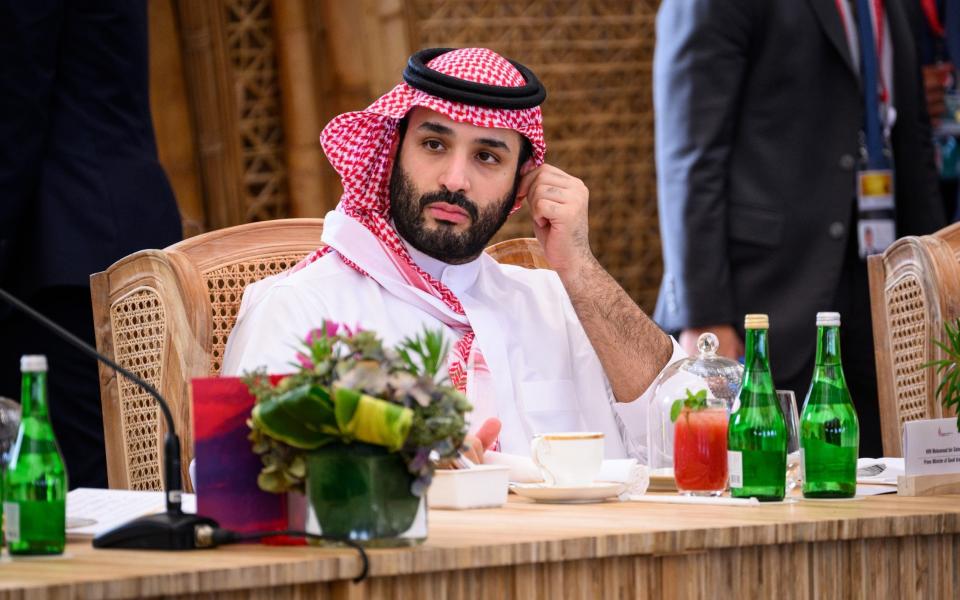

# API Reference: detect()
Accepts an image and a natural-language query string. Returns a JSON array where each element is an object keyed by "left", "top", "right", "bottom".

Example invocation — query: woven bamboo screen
[
  {"left": 224, "top": 0, "right": 290, "bottom": 222},
  {"left": 405, "top": 0, "right": 663, "bottom": 309},
  {"left": 174, "top": 0, "right": 295, "bottom": 231}
]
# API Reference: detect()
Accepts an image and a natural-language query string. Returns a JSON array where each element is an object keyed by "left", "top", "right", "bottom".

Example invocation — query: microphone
[{"left": 0, "top": 286, "right": 219, "bottom": 550}]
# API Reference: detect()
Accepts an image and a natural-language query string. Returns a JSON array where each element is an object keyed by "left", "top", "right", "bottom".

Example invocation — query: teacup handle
[{"left": 530, "top": 436, "right": 557, "bottom": 485}]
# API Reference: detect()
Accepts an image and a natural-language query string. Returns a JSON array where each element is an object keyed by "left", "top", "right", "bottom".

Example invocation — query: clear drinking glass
[
  {"left": 776, "top": 390, "right": 801, "bottom": 490},
  {"left": 1, "top": 395, "right": 22, "bottom": 544},
  {"left": 0, "top": 396, "right": 21, "bottom": 467}
]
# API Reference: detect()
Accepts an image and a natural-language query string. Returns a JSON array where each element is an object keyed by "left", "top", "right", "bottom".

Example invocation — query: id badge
[{"left": 856, "top": 169, "right": 896, "bottom": 258}]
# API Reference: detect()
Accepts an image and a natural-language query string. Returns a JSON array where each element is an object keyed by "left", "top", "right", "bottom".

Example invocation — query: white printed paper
[
  {"left": 902, "top": 418, "right": 960, "bottom": 476},
  {"left": 66, "top": 488, "right": 196, "bottom": 538}
]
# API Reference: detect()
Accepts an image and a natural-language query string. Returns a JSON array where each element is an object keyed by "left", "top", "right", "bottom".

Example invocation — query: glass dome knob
[{"left": 697, "top": 332, "right": 719, "bottom": 355}]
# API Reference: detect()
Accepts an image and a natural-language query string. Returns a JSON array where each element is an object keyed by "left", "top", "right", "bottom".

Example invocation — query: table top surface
[{"left": 2, "top": 493, "right": 959, "bottom": 597}]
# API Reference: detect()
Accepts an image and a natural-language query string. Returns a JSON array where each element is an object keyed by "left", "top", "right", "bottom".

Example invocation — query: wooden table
[{"left": 2, "top": 493, "right": 959, "bottom": 599}]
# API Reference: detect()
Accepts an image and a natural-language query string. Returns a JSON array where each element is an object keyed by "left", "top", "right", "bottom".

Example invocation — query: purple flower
[{"left": 409, "top": 448, "right": 431, "bottom": 472}]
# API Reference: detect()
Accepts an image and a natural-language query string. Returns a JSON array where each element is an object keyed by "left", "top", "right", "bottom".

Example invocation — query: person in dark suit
[
  {"left": 0, "top": 0, "right": 182, "bottom": 487},
  {"left": 653, "top": 0, "right": 947, "bottom": 457}
]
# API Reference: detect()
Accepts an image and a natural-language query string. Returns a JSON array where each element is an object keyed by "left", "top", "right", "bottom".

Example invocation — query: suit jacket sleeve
[{"left": 653, "top": 0, "right": 758, "bottom": 331}]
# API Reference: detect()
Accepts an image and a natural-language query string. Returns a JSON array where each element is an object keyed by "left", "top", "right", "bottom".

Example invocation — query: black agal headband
[{"left": 402, "top": 48, "right": 547, "bottom": 110}]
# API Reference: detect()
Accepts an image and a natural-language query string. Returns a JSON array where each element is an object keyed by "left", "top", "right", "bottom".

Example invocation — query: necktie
[{"left": 855, "top": 0, "right": 889, "bottom": 169}]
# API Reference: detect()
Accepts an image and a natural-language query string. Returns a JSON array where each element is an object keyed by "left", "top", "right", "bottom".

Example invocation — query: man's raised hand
[{"left": 517, "top": 164, "right": 594, "bottom": 279}]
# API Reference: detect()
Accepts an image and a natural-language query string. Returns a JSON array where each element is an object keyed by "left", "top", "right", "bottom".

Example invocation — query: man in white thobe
[{"left": 222, "top": 47, "right": 681, "bottom": 462}]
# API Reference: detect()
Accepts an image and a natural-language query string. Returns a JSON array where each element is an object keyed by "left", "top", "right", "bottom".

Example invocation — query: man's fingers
[
  {"left": 529, "top": 197, "right": 566, "bottom": 226},
  {"left": 517, "top": 165, "right": 543, "bottom": 199},
  {"left": 476, "top": 418, "right": 502, "bottom": 450},
  {"left": 464, "top": 446, "right": 482, "bottom": 464}
]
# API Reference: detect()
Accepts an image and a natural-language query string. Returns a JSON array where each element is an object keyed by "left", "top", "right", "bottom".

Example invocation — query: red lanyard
[{"left": 920, "top": 0, "right": 946, "bottom": 38}]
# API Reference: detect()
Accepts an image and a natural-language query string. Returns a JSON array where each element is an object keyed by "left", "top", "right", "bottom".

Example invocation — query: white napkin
[
  {"left": 484, "top": 451, "right": 650, "bottom": 496},
  {"left": 856, "top": 457, "right": 904, "bottom": 485}
]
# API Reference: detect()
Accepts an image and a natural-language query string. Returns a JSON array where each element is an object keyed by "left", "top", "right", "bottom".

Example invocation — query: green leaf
[
  {"left": 251, "top": 383, "right": 337, "bottom": 450},
  {"left": 333, "top": 387, "right": 413, "bottom": 451},
  {"left": 670, "top": 399, "right": 683, "bottom": 422},
  {"left": 928, "top": 318, "right": 960, "bottom": 430},
  {"left": 396, "top": 326, "right": 451, "bottom": 381},
  {"left": 680, "top": 388, "right": 708, "bottom": 412}
]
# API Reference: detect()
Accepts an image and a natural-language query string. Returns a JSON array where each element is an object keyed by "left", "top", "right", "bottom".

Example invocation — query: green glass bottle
[
  {"left": 800, "top": 312, "right": 859, "bottom": 498},
  {"left": 728, "top": 314, "right": 787, "bottom": 501},
  {"left": 3, "top": 355, "right": 67, "bottom": 555}
]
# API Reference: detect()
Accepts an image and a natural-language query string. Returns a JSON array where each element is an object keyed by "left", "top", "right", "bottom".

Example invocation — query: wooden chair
[
  {"left": 485, "top": 237, "right": 551, "bottom": 270},
  {"left": 868, "top": 221, "right": 960, "bottom": 456},
  {"left": 91, "top": 220, "right": 547, "bottom": 491}
]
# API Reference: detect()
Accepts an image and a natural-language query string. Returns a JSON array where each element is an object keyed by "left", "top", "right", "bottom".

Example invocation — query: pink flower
[
  {"left": 305, "top": 321, "right": 341, "bottom": 346},
  {"left": 295, "top": 351, "right": 314, "bottom": 370}
]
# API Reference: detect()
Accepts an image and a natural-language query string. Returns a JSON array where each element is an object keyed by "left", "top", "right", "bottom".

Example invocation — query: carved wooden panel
[
  {"left": 405, "top": 0, "right": 663, "bottom": 309},
  {"left": 224, "top": 0, "right": 290, "bottom": 222}
]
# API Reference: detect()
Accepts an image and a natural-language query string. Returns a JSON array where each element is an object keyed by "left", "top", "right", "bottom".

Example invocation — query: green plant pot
[{"left": 306, "top": 442, "right": 425, "bottom": 547}]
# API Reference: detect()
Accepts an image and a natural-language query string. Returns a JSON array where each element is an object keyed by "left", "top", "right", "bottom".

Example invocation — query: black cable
[
  {"left": 0, "top": 287, "right": 176, "bottom": 432},
  {"left": 210, "top": 528, "right": 369, "bottom": 583}
]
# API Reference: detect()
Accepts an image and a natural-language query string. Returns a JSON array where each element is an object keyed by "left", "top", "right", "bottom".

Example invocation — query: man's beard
[{"left": 388, "top": 163, "right": 518, "bottom": 264}]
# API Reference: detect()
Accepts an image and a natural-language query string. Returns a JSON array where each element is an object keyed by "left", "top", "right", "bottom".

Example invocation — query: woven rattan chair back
[
  {"left": 868, "top": 222, "right": 960, "bottom": 456},
  {"left": 91, "top": 225, "right": 548, "bottom": 491},
  {"left": 91, "top": 219, "right": 325, "bottom": 491}
]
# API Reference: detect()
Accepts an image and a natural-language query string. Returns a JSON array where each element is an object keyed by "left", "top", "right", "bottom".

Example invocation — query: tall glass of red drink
[{"left": 673, "top": 407, "right": 728, "bottom": 496}]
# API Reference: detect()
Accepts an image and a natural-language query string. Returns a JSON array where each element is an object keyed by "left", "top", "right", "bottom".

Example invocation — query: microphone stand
[{"left": 0, "top": 287, "right": 219, "bottom": 549}]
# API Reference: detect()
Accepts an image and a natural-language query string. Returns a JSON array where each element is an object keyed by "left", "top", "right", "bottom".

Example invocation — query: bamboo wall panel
[
  {"left": 274, "top": 0, "right": 329, "bottom": 217},
  {"left": 148, "top": 0, "right": 206, "bottom": 237},
  {"left": 177, "top": 0, "right": 247, "bottom": 230},
  {"left": 406, "top": 0, "right": 663, "bottom": 309}
]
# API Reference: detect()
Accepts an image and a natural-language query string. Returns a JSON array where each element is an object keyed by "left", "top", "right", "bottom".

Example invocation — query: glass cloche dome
[{"left": 646, "top": 333, "right": 743, "bottom": 472}]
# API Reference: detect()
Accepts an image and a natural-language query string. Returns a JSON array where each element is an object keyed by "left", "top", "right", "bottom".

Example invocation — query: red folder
[{"left": 191, "top": 376, "right": 304, "bottom": 544}]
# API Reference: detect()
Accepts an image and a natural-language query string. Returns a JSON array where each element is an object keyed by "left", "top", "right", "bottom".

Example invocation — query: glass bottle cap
[
  {"left": 20, "top": 355, "right": 48, "bottom": 373},
  {"left": 744, "top": 314, "right": 769, "bottom": 329},
  {"left": 816, "top": 312, "right": 841, "bottom": 327}
]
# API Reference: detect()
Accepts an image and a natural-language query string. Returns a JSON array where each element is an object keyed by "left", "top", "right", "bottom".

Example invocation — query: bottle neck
[
  {"left": 814, "top": 325, "right": 842, "bottom": 367},
  {"left": 21, "top": 370, "right": 49, "bottom": 419},
  {"left": 741, "top": 327, "right": 776, "bottom": 400},
  {"left": 744, "top": 328, "right": 771, "bottom": 373}
]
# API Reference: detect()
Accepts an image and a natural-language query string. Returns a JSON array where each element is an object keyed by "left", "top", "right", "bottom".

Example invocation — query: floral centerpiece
[{"left": 242, "top": 321, "right": 471, "bottom": 546}]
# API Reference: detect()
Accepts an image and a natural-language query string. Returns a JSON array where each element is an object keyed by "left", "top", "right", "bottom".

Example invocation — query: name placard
[{"left": 902, "top": 418, "right": 960, "bottom": 476}]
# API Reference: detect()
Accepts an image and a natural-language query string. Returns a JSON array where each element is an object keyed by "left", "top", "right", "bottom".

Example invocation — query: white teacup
[{"left": 530, "top": 432, "right": 604, "bottom": 487}]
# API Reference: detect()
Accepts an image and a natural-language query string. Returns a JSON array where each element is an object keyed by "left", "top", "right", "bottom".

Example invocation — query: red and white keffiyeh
[{"left": 293, "top": 48, "right": 546, "bottom": 416}]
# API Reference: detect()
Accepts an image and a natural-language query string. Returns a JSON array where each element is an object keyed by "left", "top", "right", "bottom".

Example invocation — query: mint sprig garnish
[{"left": 670, "top": 388, "right": 708, "bottom": 422}]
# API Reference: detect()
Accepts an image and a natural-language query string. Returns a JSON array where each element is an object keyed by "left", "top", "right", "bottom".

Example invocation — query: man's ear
[
  {"left": 383, "top": 130, "right": 402, "bottom": 183},
  {"left": 519, "top": 157, "right": 536, "bottom": 177},
  {"left": 388, "top": 133, "right": 401, "bottom": 163}
]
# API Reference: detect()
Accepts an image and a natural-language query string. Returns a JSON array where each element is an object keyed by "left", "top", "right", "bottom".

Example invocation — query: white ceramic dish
[
  {"left": 428, "top": 465, "right": 511, "bottom": 509},
  {"left": 509, "top": 481, "right": 624, "bottom": 504}
]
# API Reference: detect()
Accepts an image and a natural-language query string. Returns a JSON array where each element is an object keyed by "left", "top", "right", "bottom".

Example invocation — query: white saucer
[{"left": 509, "top": 481, "right": 625, "bottom": 503}]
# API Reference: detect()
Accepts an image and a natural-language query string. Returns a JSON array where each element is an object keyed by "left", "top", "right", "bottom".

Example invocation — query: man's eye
[
  {"left": 423, "top": 139, "right": 445, "bottom": 151},
  {"left": 477, "top": 151, "right": 500, "bottom": 164}
]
